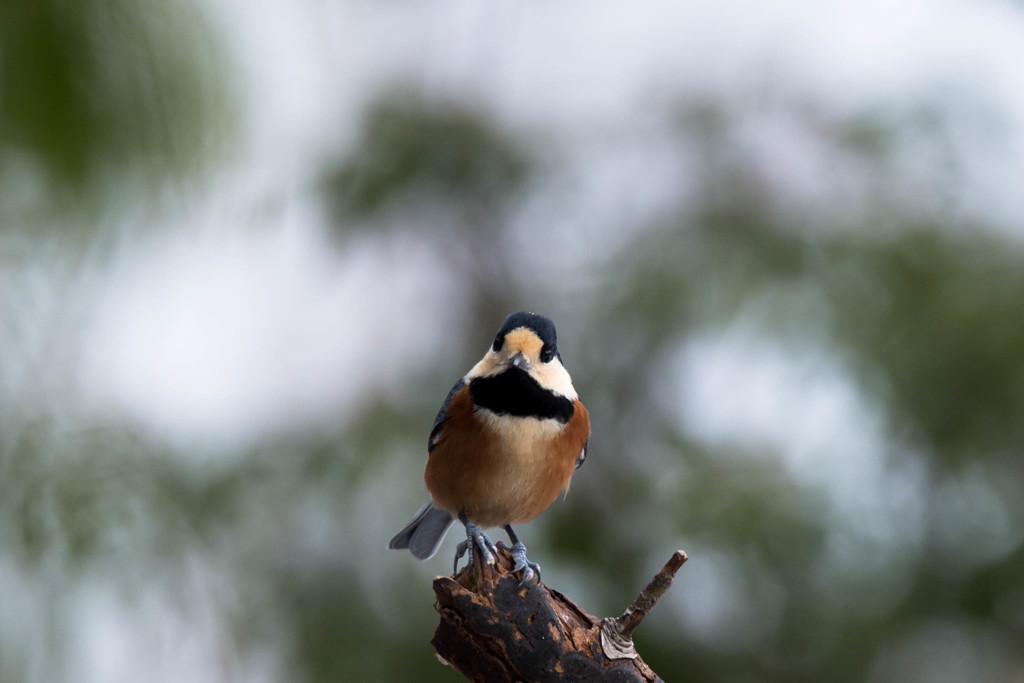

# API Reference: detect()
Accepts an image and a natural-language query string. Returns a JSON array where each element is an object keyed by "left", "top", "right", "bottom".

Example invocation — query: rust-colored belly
[{"left": 424, "top": 391, "right": 590, "bottom": 528}]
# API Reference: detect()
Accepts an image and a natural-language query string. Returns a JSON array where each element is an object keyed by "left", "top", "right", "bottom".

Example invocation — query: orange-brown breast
[{"left": 424, "top": 389, "right": 591, "bottom": 528}]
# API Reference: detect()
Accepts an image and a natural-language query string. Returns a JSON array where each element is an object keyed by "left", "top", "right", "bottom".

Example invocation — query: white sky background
[{"left": 31, "top": 0, "right": 1024, "bottom": 680}]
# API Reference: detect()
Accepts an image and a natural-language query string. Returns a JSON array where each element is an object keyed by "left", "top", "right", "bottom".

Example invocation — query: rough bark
[{"left": 432, "top": 543, "right": 687, "bottom": 682}]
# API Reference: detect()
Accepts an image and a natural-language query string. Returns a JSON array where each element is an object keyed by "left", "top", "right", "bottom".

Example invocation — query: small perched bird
[{"left": 389, "top": 311, "right": 590, "bottom": 584}]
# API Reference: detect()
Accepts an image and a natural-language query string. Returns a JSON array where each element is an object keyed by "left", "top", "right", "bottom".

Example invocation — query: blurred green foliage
[
  {"left": 822, "top": 231, "right": 1024, "bottom": 462},
  {"left": 324, "top": 94, "right": 529, "bottom": 222},
  {"left": 0, "top": 0, "right": 230, "bottom": 226},
  {"left": 2, "top": 8, "right": 1024, "bottom": 683}
]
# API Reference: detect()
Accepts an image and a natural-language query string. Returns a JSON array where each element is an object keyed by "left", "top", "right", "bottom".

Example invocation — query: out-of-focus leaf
[{"left": 322, "top": 94, "right": 529, "bottom": 226}]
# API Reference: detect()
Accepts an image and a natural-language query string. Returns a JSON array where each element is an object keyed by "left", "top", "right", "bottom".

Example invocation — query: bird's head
[{"left": 468, "top": 311, "right": 577, "bottom": 399}]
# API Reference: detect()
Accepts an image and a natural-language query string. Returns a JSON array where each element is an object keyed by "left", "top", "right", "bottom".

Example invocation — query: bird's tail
[{"left": 388, "top": 500, "right": 454, "bottom": 560}]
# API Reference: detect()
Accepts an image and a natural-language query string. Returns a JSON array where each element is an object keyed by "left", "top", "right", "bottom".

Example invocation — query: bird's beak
[{"left": 508, "top": 352, "right": 530, "bottom": 371}]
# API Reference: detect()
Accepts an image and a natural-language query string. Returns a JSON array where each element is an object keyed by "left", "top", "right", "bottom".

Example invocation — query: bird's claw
[
  {"left": 510, "top": 540, "right": 541, "bottom": 587},
  {"left": 453, "top": 539, "right": 469, "bottom": 574},
  {"left": 453, "top": 521, "right": 497, "bottom": 574}
]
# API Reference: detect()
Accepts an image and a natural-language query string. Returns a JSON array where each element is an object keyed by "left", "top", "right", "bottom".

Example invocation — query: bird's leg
[
  {"left": 505, "top": 525, "right": 541, "bottom": 586},
  {"left": 453, "top": 513, "right": 498, "bottom": 574}
]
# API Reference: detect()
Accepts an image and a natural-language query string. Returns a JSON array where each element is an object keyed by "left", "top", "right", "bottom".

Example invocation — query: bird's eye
[
  {"left": 492, "top": 335, "right": 504, "bottom": 352},
  {"left": 540, "top": 345, "right": 555, "bottom": 363}
]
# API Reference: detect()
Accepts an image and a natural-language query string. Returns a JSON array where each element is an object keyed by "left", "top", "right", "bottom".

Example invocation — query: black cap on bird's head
[
  {"left": 493, "top": 311, "right": 558, "bottom": 361},
  {"left": 496, "top": 311, "right": 556, "bottom": 346}
]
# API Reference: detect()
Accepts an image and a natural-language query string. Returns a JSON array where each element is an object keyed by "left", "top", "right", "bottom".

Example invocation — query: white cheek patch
[
  {"left": 466, "top": 353, "right": 499, "bottom": 380},
  {"left": 533, "top": 361, "right": 577, "bottom": 400}
]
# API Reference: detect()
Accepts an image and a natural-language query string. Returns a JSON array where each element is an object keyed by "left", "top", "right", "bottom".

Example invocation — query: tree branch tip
[
  {"left": 666, "top": 549, "right": 688, "bottom": 574},
  {"left": 599, "top": 547, "right": 689, "bottom": 658}
]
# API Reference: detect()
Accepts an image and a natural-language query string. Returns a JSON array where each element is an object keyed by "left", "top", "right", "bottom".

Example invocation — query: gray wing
[{"left": 428, "top": 378, "right": 466, "bottom": 454}]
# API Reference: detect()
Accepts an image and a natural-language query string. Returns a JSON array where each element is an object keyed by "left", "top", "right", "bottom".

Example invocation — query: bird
[{"left": 388, "top": 311, "right": 590, "bottom": 585}]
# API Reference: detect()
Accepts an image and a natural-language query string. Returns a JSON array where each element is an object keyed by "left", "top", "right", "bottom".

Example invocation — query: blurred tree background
[{"left": 3, "top": 1, "right": 1024, "bottom": 682}]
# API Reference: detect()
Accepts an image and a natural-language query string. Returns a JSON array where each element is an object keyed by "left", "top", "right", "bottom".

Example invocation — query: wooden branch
[{"left": 431, "top": 543, "right": 687, "bottom": 682}]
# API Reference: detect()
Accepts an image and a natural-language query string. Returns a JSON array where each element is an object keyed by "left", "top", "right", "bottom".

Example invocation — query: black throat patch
[{"left": 469, "top": 369, "right": 574, "bottom": 423}]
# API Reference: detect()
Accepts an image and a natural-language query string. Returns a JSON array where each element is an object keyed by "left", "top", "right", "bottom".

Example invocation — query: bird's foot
[
  {"left": 453, "top": 520, "right": 498, "bottom": 574},
  {"left": 510, "top": 540, "right": 542, "bottom": 587}
]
